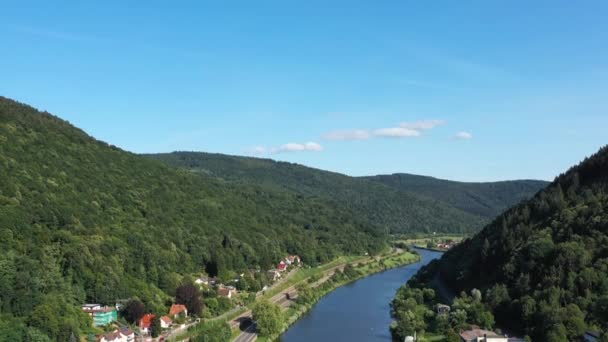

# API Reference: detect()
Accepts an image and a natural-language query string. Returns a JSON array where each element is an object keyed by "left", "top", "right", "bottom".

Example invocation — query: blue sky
[{"left": 2, "top": 1, "right": 607, "bottom": 181}]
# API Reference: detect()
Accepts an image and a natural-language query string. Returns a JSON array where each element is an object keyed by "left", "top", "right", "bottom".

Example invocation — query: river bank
[
  {"left": 250, "top": 249, "right": 421, "bottom": 342},
  {"left": 281, "top": 248, "right": 443, "bottom": 342}
]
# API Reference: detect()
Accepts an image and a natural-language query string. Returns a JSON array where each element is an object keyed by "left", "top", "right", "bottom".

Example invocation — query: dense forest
[
  {"left": 0, "top": 97, "right": 385, "bottom": 340},
  {"left": 407, "top": 145, "right": 608, "bottom": 341},
  {"left": 145, "top": 152, "right": 542, "bottom": 235},
  {"left": 365, "top": 173, "right": 547, "bottom": 219}
]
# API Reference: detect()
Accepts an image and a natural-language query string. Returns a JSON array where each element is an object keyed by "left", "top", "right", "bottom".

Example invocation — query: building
[
  {"left": 286, "top": 255, "right": 301, "bottom": 265},
  {"left": 194, "top": 276, "right": 218, "bottom": 286},
  {"left": 460, "top": 328, "right": 507, "bottom": 342},
  {"left": 218, "top": 287, "right": 236, "bottom": 298},
  {"left": 160, "top": 315, "right": 173, "bottom": 329},
  {"left": 139, "top": 313, "right": 156, "bottom": 335},
  {"left": 119, "top": 327, "right": 134, "bottom": 342},
  {"left": 268, "top": 269, "right": 281, "bottom": 281},
  {"left": 169, "top": 304, "right": 188, "bottom": 318},
  {"left": 277, "top": 261, "right": 287, "bottom": 272},
  {"left": 82, "top": 304, "right": 118, "bottom": 327},
  {"left": 99, "top": 328, "right": 135, "bottom": 342},
  {"left": 99, "top": 330, "right": 121, "bottom": 342},
  {"left": 436, "top": 304, "right": 451, "bottom": 314}
]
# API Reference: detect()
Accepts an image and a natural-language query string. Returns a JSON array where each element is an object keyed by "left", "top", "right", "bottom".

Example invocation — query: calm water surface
[{"left": 280, "top": 248, "right": 442, "bottom": 342}]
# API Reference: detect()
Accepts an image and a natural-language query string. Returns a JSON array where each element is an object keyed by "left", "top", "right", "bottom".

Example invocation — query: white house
[
  {"left": 268, "top": 269, "right": 281, "bottom": 281},
  {"left": 460, "top": 329, "right": 507, "bottom": 342},
  {"left": 100, "top": 328, "right": 134, "bottom": 342},
  {"left": 160, "top": 316, "right": 173, "bottom": 329}
]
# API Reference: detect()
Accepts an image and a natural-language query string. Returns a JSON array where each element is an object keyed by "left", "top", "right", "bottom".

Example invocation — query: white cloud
[
  {"left": 453, "top": 131, "right": 473, "bottom": 140},
  {"left": 272, "top": 142, "right": 324, "bottom": 154},
  {"left": 373, "top": 127, "right": 421, "bottom": 138},
  {"left": 400, "top": 120, "right": 446, "bottom": 130},
  {"left": 323, "top": 130, "right": 371, "bottom": 141},
  {"left": 324, "top": 119, "right": 444, "bottom": 141}
]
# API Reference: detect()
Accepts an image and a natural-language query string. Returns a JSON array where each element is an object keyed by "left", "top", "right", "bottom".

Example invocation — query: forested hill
[
  {"left": 0, "top": 97, "right": 385, "bottom": 340},
  {"left": 144, "top": 152, "right": 488, "bottom": 234},
  {"left": 364, "top": 173, "right": 547, "bottom": 219},
  {"left": 416, "top": 145, "right": 608, "bottom": 340}
]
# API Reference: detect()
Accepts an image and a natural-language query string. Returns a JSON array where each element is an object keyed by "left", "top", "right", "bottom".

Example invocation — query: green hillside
[
  {"left": 365, "top": 173, "right": 547, "bottom": 219},
  {"left": 409, "top": 145, "right": 608, "bottom": 340},
  {"left": 144, "top": 152, "right": 489, "bottom": 235},
  {"left": 0, "top": 97, "right": 384, "bottom": 340}
]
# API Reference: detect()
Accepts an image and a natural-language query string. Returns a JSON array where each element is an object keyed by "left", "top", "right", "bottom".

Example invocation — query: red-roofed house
[
  {"left": 277, "top": 261, "right": 287, "bottom": 272},
  {"left": 160, "top": 315, "right": 173, "bottom": 329},
  {"left": 169, "top": 304, "right": 188, "bottom": 318},
  {"left": 139, "top": 314, "right": 155, "bottom": 335}
]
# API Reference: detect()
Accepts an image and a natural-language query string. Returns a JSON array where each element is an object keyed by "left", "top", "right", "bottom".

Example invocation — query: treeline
[
  {"left": 365, "top": 173, "right": 547, "bottom": 219},
  {"left": 412, "top": 145, "right": 608, "bottom": 341},
  {"left": 144, "top": 152, "right": 490, "bottom": 235},
  {"left": 0, "top": 97, "right": 384, "bottom": 340}
]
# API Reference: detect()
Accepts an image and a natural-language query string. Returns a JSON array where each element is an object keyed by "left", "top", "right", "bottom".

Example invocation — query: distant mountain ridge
[
  {"left": 145, "top": 152, "right": 547, "bottom": 234},
  {"left": 364, "top": 173, "right": 548, "bottom": 219}
]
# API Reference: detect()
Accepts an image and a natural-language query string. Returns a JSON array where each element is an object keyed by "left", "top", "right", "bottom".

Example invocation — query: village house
[
  {"left": 267, "top": 269, "right": 281, "bottom": 281},
  {"left": 169, "top": 304, "right": 188, "bottom": 318},
  {"left": 139, "top": 313, "right": 155, "bottom": 335},
  {"left": 460, "top": 328, "right": 507, "bottom": 342},
  {"left": 82, "top": 304, "right": 118, "bottom": 327},
  {"left": 218, "top": 286, "right": 237, "bottom": 298},
  {"left": 100, "top": 327, "right": 134, "bottom": 342},
  {"left": 160, "top": 315, "right": 173, "bottom": 329},
  {"left": 286, "top": 255, "right": 301, "bottom": 265},
  {"left": 119, "top": 327, "right": 134, "bottom": 342},
  {"left": 99, "top": 330, "right": 121, "bottom": 342},
  {"left": 436, "top": 303, "right": 451, "bottom": 314},
  {"left": 196, "top": 276, "right": 218, "bottom": 286},
  {"left": 277, "top": 261, "right": 287, "bottom": 272}
]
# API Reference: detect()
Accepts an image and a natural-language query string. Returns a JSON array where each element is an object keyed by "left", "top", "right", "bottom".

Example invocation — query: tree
[
  {"left": 561, "top": 304, "right": 586, "bottom": 339},
  {"left": 122, "top": 298, "right": 145, "bottom": 324},
  {"left": 252, "top": 301, "right": 283, "bottom": 337},
  {"left": 176, "top": 282, "right": 203, "bottom": 317},
  {"left": 192, "top": 321, "right": 231, "bottom": 342},
  {"left": 151, "top": 316, "right": 162, "bottom": 338}
]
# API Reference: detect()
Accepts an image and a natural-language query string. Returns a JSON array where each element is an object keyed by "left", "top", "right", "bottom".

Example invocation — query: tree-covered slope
[
  {"left": 144, "top": 152, "right": 488, "bottom": 234},
  {"left": 0, "top": 97, "right": 385, "bottom": 340},
  {"left": 416, "top": 145, "right": 608, "bottom": 340},
  {"left": 364, "top": 173, "right": 547, "bottom": 219}
]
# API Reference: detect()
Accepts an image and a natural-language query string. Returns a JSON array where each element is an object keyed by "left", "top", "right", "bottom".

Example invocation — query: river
[{"left": 280, "top": 248, "right": 443, "bottom": 342}]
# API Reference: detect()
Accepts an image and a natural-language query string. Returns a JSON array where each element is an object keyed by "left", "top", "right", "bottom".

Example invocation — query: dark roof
[
  {"left": 460, "top": 329, "right": 501, "bottom": 341},
  {"left": 120, "top": 327, "right": 134, "bottom": 336}
]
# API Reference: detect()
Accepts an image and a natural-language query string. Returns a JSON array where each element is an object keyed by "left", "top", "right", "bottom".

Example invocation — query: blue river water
[{"left": 280, "top": 248, "right": 443, "bottom": 342}]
